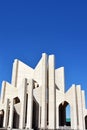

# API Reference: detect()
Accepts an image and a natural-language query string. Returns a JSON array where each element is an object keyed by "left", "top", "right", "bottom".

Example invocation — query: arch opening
[
  {"left": 14, "top": 97, "right": 20, "bottom": 104},
  {"left": 0, "top": 110, "right": 4, "bottom": 128},
  {"left": 32, "top": 97, "right": 39, "bottom": 129},
  {"left": 13, "top": 108, "right": 19, "bottom": 128},
  {"left": 85, "top": 115, "right": 87, "bottom": 129},
  {"left": 59, "top": 101, "right": 71, "bottom": 127},
  {"left": 12, "top": 97, "right": 20, "bottom": 128}
]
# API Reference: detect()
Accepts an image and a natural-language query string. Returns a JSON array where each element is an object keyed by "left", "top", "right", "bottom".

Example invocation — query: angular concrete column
[
  {"left": 19, "top": 78, "right": 27, "bottom": 129},
  {"left": 82, "top": 90, "right": 86, "bottom": 129},
  {"left": 1, "top": 81, "right": 6, "bottom": 103},
  {"left": 70, "top": 84, "right": 78, "bottom": 129},
  {"left": 8, "top": 99, "right": 14, "bottom": 129},
  {"left": 41, "top": 53, "right": 47, "bottom": 128},
  {"left": 56, "top": 105, "right": 59, "bottom": 129},
  {"left": 3, "top": 99, "right": 9, "bottom": 128},
  {"left": 82, "top": 90, "right": 86, "bottom": 110},
  {"left": 48, "top": 55, "right": 56, "bottom": 129},
  {"left": 76, "top": 85, "right": 84, "bottom": 130},
  {"left": 26, "top": 79, "right": 33, "bottom": 129},
  {"left": 11, "top": 59, "right": 18, "bottom": 87}
]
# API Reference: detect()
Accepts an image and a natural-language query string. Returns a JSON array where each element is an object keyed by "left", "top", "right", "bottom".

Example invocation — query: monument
[{"left": 0, "top": 53, "right": 87, "bottom": 130}]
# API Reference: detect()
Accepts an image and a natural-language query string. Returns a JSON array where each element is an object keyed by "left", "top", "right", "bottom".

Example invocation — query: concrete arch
[{"left": 58, "top": 101, "right": 71, "bottom": 127}]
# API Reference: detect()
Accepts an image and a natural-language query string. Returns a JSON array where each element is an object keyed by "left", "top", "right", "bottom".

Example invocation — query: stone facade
[{"left": 0, "top": 53, "right": 87, "bottom": 130}]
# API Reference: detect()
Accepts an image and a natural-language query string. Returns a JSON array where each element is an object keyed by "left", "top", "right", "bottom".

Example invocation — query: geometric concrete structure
[{"left": 0, "top": 53, "right": 87, "bottom": 130}]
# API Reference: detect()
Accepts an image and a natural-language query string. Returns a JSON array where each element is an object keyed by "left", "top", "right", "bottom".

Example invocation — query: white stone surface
[
  {"left": 0, "top": 53, "right": 87, "bottom": 130},
  {"left": 48, "top": 55, "right": 56, "bottom": 129},
  {"left": 19, "top": 79, "right": 27, "bottom": 129},
  {"left": 41, "top": 53, "right": 47, "bottom": 128},
  {"left": 26, "top": 79, "right": 33, "bottom": 129},
  {"left": 8, "top": 99, "right": 14, "bottom": 128}
]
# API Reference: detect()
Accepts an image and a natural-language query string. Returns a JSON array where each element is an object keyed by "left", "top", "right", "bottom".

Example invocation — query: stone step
[
  {"left": 0, "top": 129, "right": 82, "bottom": 130},
  {"left": 0, "top": 127, "right": 87, "bottom": 130}
]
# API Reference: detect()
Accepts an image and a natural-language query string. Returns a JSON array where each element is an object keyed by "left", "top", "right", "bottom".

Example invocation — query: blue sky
[{"left": 0, "top": 0, "right": 87, "bottom": 110}]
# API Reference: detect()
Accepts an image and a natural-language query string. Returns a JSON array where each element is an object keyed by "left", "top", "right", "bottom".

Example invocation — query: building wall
[{"left": 0, "top": 53, "right": 87, "bottom": 130}]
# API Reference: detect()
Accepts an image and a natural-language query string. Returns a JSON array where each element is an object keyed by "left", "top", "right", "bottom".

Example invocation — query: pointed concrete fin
[
  {"left": 11, "top": 59, "right": 19, "bottom": 87},
  {"left": 34, "top": 53, "right": 47, "bottom": 85},
  {"left": 0, "top": 81, "right": 6, "bottom": 103},
  {"left": 55, "top": 67, "right": 65, "bottom": 92},
  {"left": 11, "top": 59, "right": 34, "bottom": 88}
]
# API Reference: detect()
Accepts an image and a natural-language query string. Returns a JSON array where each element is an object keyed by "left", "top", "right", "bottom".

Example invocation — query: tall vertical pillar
[
  {"left": 82, "top": 90, "right": 86, "bottom": 129},
  {"left": 19, "top": 78, "right": 27, "bottom": 129},
  {"left": 82, "top": 90, "right": 86, "bottom": 110},
  {"left": 3, "top": 99, "right": 9, "bottom": 128},
  {"left": 8, "top": 99, "right": 14, "bottom": 129},
  {"left": 70, "top": 84, "right": 78, "bottom": 129},
  {"left": 56, "top": 105, "right": 59, "bottom": 129},
  {"left": 1, "top": 81, "right": 6, "bottom": 103},
  {"left": 41, "top": 53, "right": 47, "bottom": 128},
  {"left": 11, "top": 59, "right": 18, "bottom": 87},
  {"left": 26, "top": 79, "right": 33, "bottom": 129},
  {"left": 76, "top": 85, "right": 84, "bottom": 130},
  {"left": 48, "top": 55, "right": 56, "bottom": 129}
]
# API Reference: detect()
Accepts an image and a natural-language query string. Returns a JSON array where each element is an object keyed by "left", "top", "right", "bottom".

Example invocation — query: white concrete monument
[{"left": 0, "top": 53, "right": 87, "bottom": 130}]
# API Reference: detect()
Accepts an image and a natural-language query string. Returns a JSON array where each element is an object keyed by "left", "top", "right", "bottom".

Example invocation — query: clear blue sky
[{"left": 0, "top": 1, "right": 87, "bottom": 108}]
